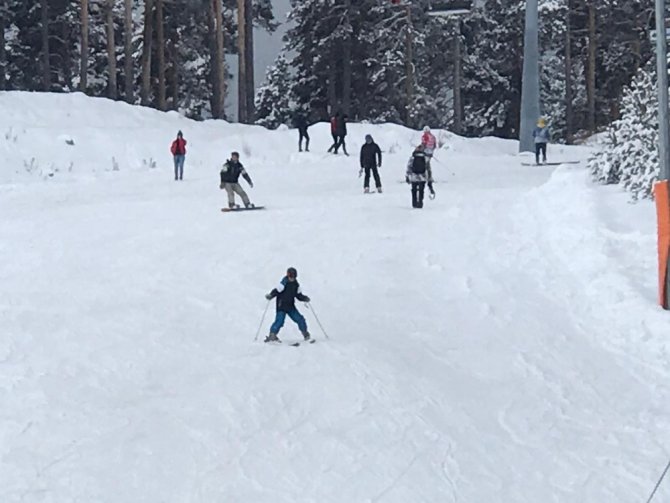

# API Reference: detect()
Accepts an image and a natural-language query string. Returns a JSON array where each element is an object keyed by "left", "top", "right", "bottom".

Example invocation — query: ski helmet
[
  {"left": 423, "top": 126, "right": 430, "bottom": 133},
  {"left": 287, "top": 267, "right": 298, "bottom": 278}
]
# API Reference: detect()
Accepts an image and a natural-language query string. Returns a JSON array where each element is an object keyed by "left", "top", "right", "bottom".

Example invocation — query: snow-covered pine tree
[
  {"left": 255, "top": 53, "right": 293, "bottom": 128},
  {"left": 588, "top": 62, "right": 658, "bottom": 200}
]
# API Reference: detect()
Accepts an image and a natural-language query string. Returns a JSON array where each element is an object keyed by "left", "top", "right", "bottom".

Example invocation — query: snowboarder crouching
[
  {"left": 220, "top": 152, "right": 255, "bottom": 209},
  {"left": 406, "top": 145, "right": 435, "bottom": 209},
  {"left": 264, "top": 267, "right": 311, "bottom": 343}
]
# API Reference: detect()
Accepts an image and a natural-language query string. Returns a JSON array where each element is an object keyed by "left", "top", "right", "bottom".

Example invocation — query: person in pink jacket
[{"left": 421, "top": 126, "right": 437, "bottom": 165}]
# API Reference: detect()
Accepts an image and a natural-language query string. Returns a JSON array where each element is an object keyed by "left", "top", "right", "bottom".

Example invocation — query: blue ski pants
[
  {"left": 173, "top": 155, "right": 185, "bottom": 179},
  {"left": 270, "top": 308, "right": 307, "bottom": 334}
]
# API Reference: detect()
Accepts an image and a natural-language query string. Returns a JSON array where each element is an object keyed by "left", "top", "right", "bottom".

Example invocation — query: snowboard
[
  {"left": 221, "top": 205, "right": 265, "bottom": 212},
  {"left": 521, "top": 161, "right": 581, "bottom": 166}
]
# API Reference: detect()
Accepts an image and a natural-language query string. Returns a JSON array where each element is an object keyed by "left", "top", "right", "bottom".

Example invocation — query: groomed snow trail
[{"left": 1, "top": 94, "right": 669, "bottom": 502}]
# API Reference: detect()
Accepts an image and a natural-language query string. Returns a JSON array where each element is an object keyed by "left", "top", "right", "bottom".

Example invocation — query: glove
[
  {"left": 302, "top": 296, "right": 311, "bottom": 303},
  {"left": 358, "top": 169, "right": 363, "bottom": 178},
  {"left": 249, "top": 182, "right": 254, "bottom": 188},
  {"left": 219, "top": 183, "right": 224, "bottom": 189},
  {"left": 377, "top": 163, "right": 382, "bottom": 168},
  {"left": 405, "top": 175, "right": 410, "bottom": 184},
  {"left": 265, "top": 293, "right": 273, "bottom": 300}
]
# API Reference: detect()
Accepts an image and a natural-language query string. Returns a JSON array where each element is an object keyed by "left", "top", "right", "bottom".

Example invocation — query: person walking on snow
[
  {"left": 219, "top": 152, "right": 255, "bottom": 209},
  {"left": 294, "top": 111, "right": 310, "bottom": 152},
  {"left": 334, "top": 113, "right": 349, "bottom": 156},
  {"left": 421, "top": 126, "right": 437, "bottom": 165},
  {"left": 360, "top": 134, "right": 383, "bottom": 193},
  {"left": 406, "top": 144, "right": 435, "bottom": 209},
  {"left": 170, "top": 131, "right": 187, "bottom": 180},
  {"left": 327, "top": 113, "right": 339, "bottom": 153},
  {"left": 264, "top": 267, "right": 311, "bottom": 343},
  {"left": 532, "top": 118, "right": 551, "bottom": 165}
]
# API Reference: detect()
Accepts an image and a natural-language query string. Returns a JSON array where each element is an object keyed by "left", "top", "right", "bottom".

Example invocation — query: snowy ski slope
[{"left": 1, "top": 92, "right": 669, "bottom": 502}]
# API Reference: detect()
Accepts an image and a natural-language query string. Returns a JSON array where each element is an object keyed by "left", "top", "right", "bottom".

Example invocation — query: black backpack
[{"left": 411, "top": 153, "right": 426, "bottom": 174}]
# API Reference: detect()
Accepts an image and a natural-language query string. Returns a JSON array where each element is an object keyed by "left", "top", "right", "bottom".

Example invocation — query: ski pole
[
  {"left": 305, "top": 302, "right": 330, "bottom": 340},
  {"left": 253, "top": 299, "right": 271, "bottom": 341}
]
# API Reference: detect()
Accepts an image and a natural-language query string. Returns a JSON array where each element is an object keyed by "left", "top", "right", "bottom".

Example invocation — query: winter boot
[
  {"left": 364, "top": 187, "right": 370, "bottom": 194},
  {"left": 264, "top": 332, "right": 281, "bottom": 343},
  {"left": 301, "top": 331, "right": 311, "bottom": 342},
  {"left": 228, "top": 201, "right": 237, "bottom": 209},
  {"left": 377, "top": 187, "right": 383, "bottom": 193},
  {"left": 245, "top": 202, "right": 255, "bottom": 209}
]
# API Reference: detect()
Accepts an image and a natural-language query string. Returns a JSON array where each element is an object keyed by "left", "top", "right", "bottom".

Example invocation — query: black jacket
[
  {"left": 335, "top": 116, "right": 347, "bottom": 137},
  {"left": 360, "top": 142, "right": 382, "bottom": 168},
  {"left": 220, "top": 160, "right": 252, "bottom": 185},
  {"left": 268, "top": 277, "right": 308, "bottom": 312},
  {"left": 293, "top": 114, "right": 308, "bottom": 130}
]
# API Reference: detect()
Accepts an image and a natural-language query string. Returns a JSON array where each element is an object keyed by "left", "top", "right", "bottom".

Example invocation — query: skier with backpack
[
  {"left": 264, "top": 267, "right": 312, "bottom": 343},
  {"left": 406, "top": 144, "right": 435, "bottom": 208},
  {"left": 219, "top": 152, "right": 255, "bottom": 210},
  {"left": 359, "top": 134, "right": 383, "bottom": 193},
  {"left": 170, "top": 130, "right": 187, "bottom": 180}
]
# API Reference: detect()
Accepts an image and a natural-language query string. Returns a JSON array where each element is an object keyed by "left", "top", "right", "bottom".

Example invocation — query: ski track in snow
[{"left": 0, "top": 93, "right": 669, "bottom": 502}]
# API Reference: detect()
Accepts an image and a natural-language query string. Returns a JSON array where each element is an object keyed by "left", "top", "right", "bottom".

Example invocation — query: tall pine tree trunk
[
  {"left": 0, "top": 5, "right": 6, "bottom": 90},
  {"left": 211, "top": 0, "right": 226, "bottom": 119},
  {"left": 404, "top": 5, "right": 414, "bottom": 125},
  {"left": 124, "top": 0, "right": 134, "bottom": 102},
  {"left": 40, "top": 0, "right": 51, "bottom": 90},
  {"left": 140, "top": 0, "right": 154, "bottom": 106},
  {"left": 453, "top": 22, "right": 462, "bottom": 134},
  {"left": 587, "top": 1, "right": 596, "bottom": 134},
  {"left": 156, "top": 0, "right": 166, "bottom": 110},
  {"left": 105, "top": 0, "right": 118, "bottom": 99},
  {"left": 80, "top": 0, "right": 89, "bottom": 92},
  {"left": 238, "top": 0, "right": 248, "bottom": 122},
  {"left": 341, "top": 0, "right": 352, "bottom": 115},
  {"left": 565, "top": 1, "right": 573, "bottom": 144},
  {"left": 244, "top": 0, "right": 254, "bottom": 121}
]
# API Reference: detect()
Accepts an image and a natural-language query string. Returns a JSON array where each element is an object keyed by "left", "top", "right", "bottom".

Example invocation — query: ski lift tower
[
  {"left": 427, "top": 0, "right": 473, "bottom": 135},
  {"left": 519, "top": 0, "right": 540, "bottom": 153}
]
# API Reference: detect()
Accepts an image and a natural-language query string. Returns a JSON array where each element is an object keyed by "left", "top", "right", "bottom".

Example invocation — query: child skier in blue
[{"left": 264, "top": 267, "right": 311, "bottom": 343}]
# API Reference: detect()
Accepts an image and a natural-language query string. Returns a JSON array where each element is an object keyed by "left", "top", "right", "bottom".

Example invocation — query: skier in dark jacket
[
  {"left": 219, "top": 152, "right": 254, "bottom": 209},
  {"left": 405, "top": 145, "right": 434, "bottom": 208},
  {"left": 264, "top": 267, "right": 311, "bottom": 343},
  {"left": 294, "top": 112, "right": 310, "bottom": 152},
  {"left": 359, "top": 134, "right": 383, "bottom": 193},
  {"left": 334, "top": 113, "right": 349, "bottom": 156}
]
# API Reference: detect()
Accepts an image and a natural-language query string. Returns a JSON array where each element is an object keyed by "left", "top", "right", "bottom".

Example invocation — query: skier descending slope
[
  {"left": 406, "top": 145, "right": 435, "bottom": 208},
  {"left": 264, "top": 267, "right": 312, "bottom": 344},
  {"left": 359, "top": 134, "right": 383, "bottom": 193},
  {"left": 421, "top": 126, "right": 437, "bottom": 166},
  {"left": 219, "top": 152, "right": 255, "bottom": 210}
]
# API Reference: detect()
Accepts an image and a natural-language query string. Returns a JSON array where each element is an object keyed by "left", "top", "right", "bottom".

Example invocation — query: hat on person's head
[
  {"left": 177, "top": 130, "right": 183, "bottom": 137},
  {"left": 231, "top": 151, "right": 240, "bottom": 158},
  {"left": 423, "top": 126, "right": 430, "bottom": 133},
  {"left": 287, "top": 267, "right": 298, "bottom": 279},
  {"left": 365, "top": 134, "right": 373, "bottom": 142}
]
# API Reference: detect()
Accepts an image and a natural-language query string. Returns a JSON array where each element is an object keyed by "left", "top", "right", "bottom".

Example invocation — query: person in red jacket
[
  {"left": 327, "top": 112, "right": 340, "bottom": 153},
  {"left": 170, "top": 131, "right": 187, "bottom": 180},
  {"left": 421, "top": 126, "right": 437, "bottom": 165}
]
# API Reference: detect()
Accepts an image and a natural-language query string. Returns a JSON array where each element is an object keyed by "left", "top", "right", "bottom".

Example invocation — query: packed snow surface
[{"left": 1, "top": 92, "right": 669, "bottom": 502}]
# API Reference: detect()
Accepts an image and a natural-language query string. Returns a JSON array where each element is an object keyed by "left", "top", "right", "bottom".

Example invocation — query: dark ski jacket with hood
[{"left": 268, "top": 276, "right": 309, "bottom": 312}]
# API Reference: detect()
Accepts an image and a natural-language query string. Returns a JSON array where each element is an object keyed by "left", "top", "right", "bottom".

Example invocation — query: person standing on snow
[
  {"left": 264, "top": 267, "right": 312, "bottom": 343},
  {"left": 294, "top": 111, "right": 310, "bottom": 152},
  {"left": 334, "top": 113, "right": 349, "bottom": 156},
  {"left": 532, "top": 118, "right": 551, "bottom": 165},
  {"left": 170, "top": 130, "right": 187, "bottom": 180},
  {"left": 219, "top": 152, "right": 255, "bottom": 209},
  {"left": 421, "top": 126, "right": 437, "bottom": 166},
  {"left": 359, "top": 134, "right": 383, "bottom": 193},
  {"left": 406, "top": 144, "right": 435, "bottom": 209},
  {"left": 327, "top": 112, "right": 340, "bottom": 153}
]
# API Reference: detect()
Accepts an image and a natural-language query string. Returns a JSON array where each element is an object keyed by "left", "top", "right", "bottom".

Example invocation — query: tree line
[
  {"left": 256, "top": 0, "right": 654, "bottom": 143},
  {"left": 0, "top": 0, "right": 275, "bottom": 121}
]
